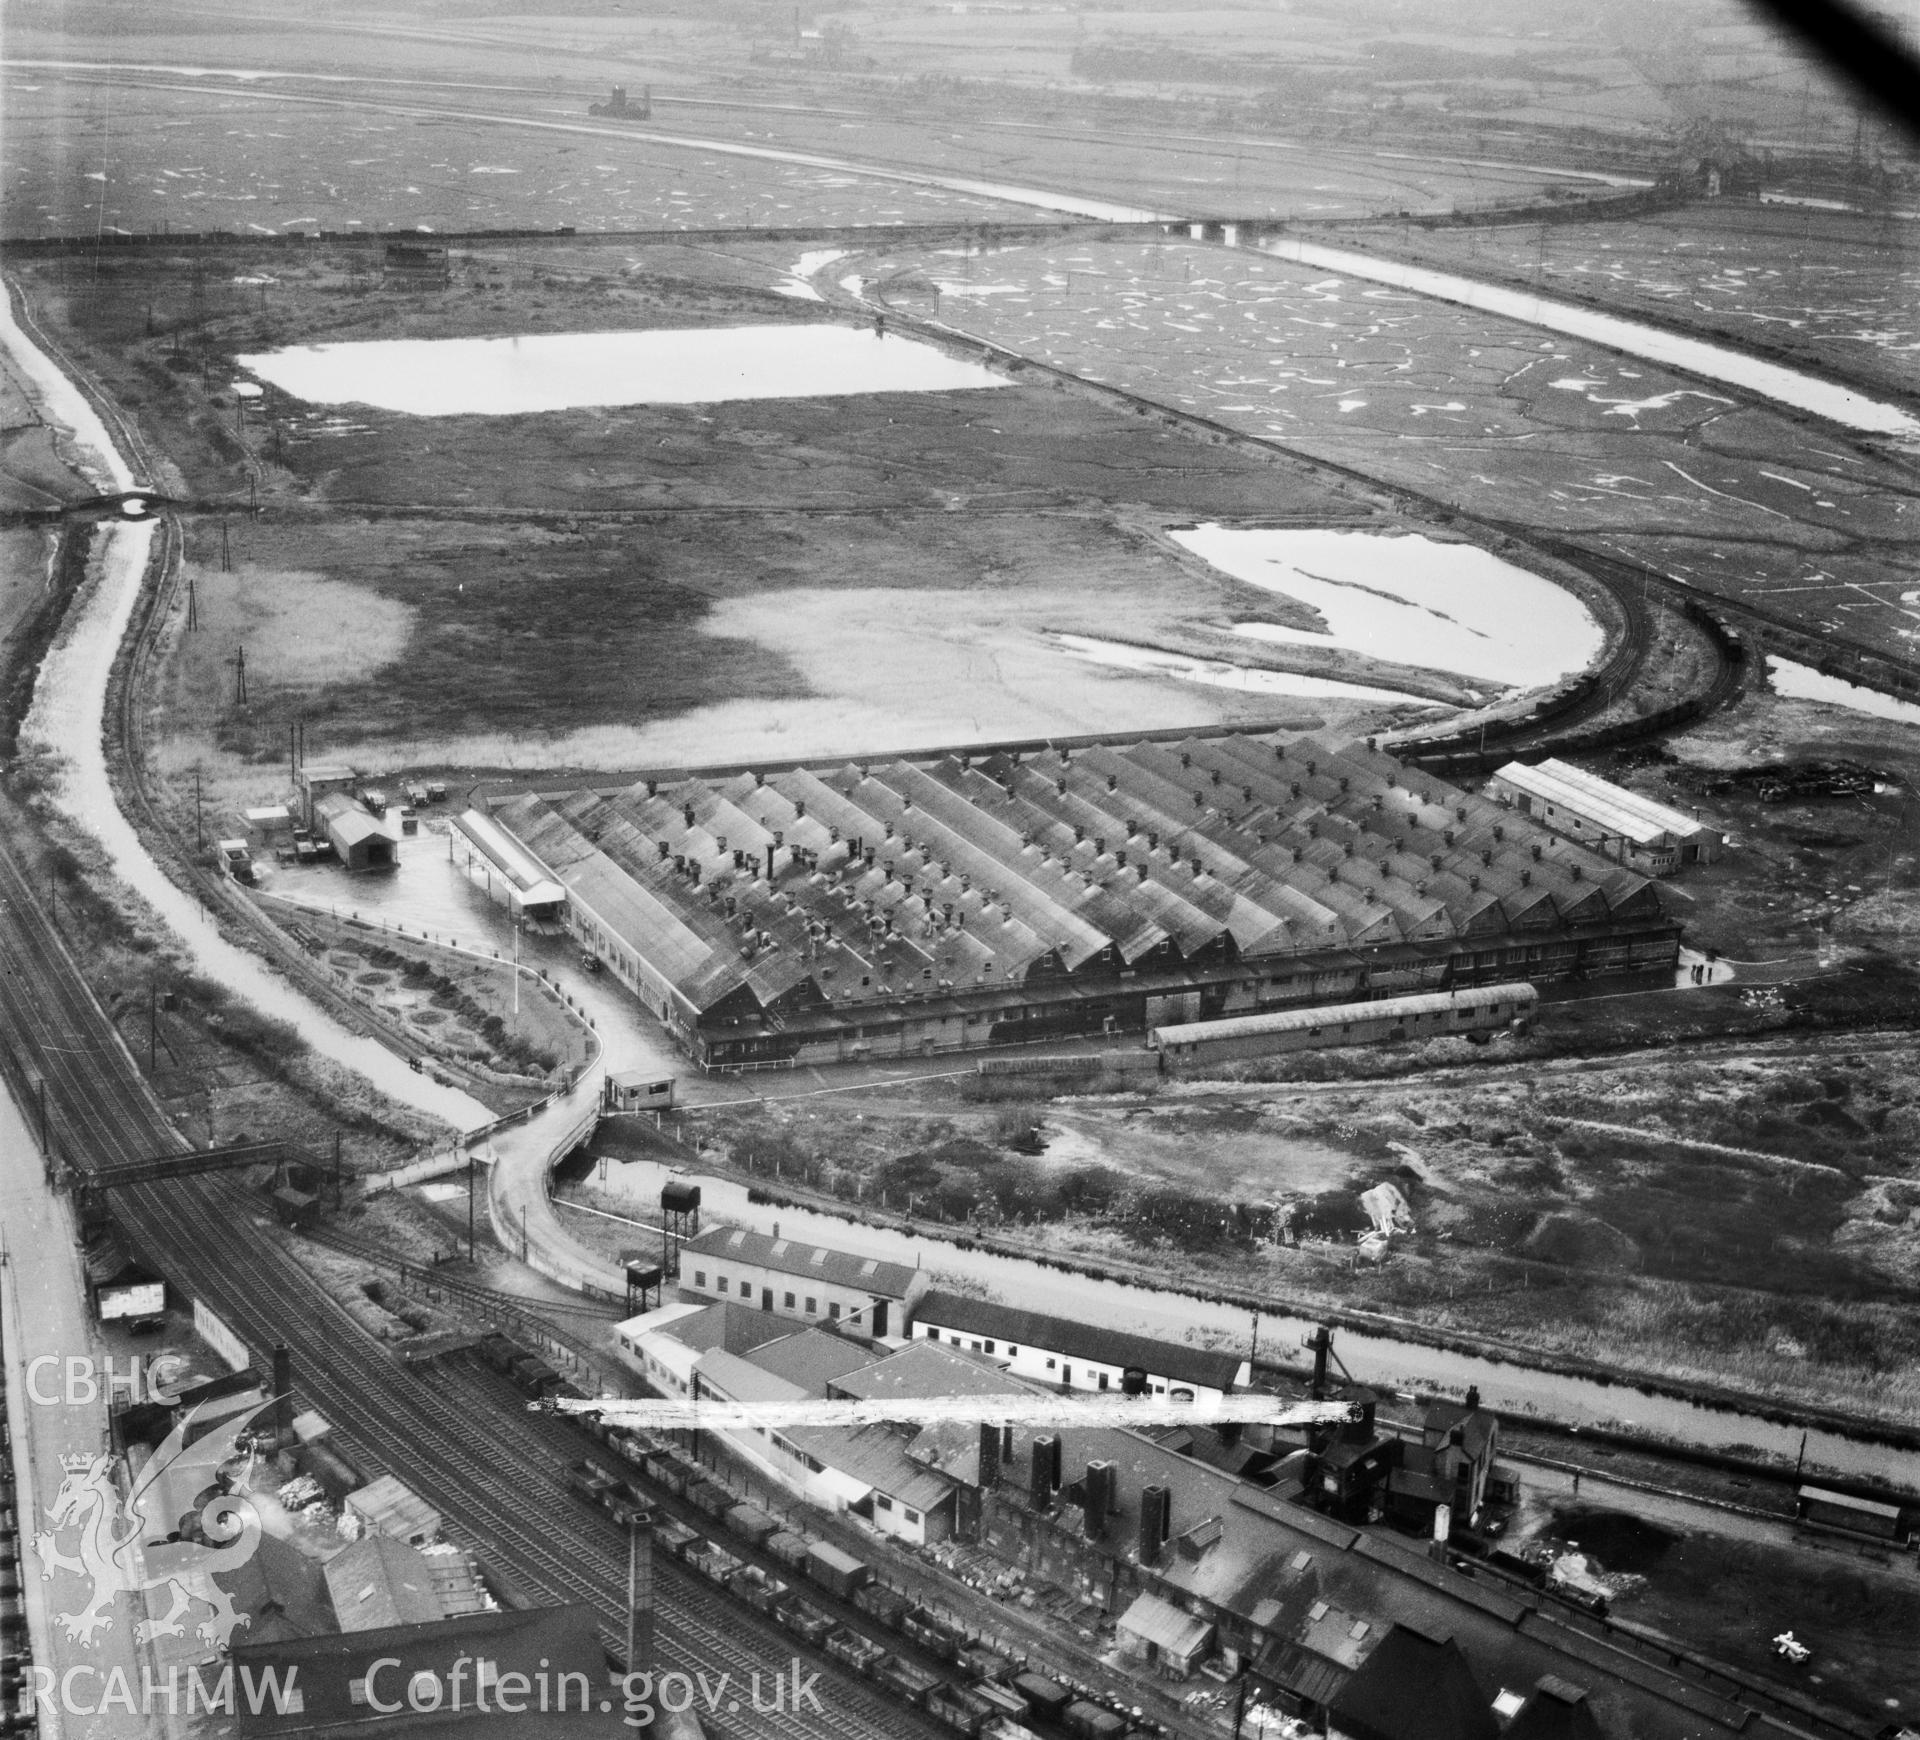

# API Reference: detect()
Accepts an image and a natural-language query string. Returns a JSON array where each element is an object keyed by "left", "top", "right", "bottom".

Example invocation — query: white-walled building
[
  {"left": 676, "top": 1225, "right": 925, "bottom": 1339},
  {"left": 908, "top": 1289, "right": 1248, "bottom": 1406},
  {"left": 1486, "top": 759, "right": 1723, "bottom": 876}
]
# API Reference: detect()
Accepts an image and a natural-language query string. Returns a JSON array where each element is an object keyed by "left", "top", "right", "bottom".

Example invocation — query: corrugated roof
[
  {"left": 1154, "top": 984, "right": 1537, "bottom": 1046},
  {"left": 345, "top": 1475, "right": 441, "bottom": 1542},
  {"left": 912, "top": 1289, "right": 1245, "bottom": 1391},
  {"left": 1118, "top": 1591, "right": 1215, "bottom": 1660},
  {"left": 482, "top": 733, "right": 1665, "bottom": 1028},
  {"left": 1493, "top": 760, "right": 1711, "bottom": 848},
  {"left": 784, "top": 1421, "right": 953, "bottom": 1512},
  {"left": 683, "top": 1225, "right": 920, "bottom": 1298}
]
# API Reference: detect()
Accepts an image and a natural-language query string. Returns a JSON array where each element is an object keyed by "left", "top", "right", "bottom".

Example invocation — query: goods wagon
[
  {"left": 855, "top": 1583, "right": 911, "bottom": 1629},
  {"left": 685, "top": 1481, "right": 734, "bottom": 1521},
  {"left": 903, "top": 1606, "right": 965, "bottom": 1663},
  {"left": 1012, "top": 1674, "right": 1073, "bottom": 1724},
  {"left": 827, "top": 1632, "right": 889, "bottom": 1676},
  {"left": 727, "top": 1566, "right": 789, "bottom": 1617},
  {"left": 875, "top": 1657, "right": 941, "bottom": 1709},
  {"left": 777, "top": 1596, "right": 838, "bottom": 1647},
  {"left": 652, "top": 1518, "right": 700, "bottom": 1560},
  {"left": 766, "top": 1530, "right": 813, "bottom": 1570},
  {"left": 927, "top": 1683, "right": 994, "bottom": 1737},
  {"left": 806, "top": 1542, "right": 872, "bottom": 1601},
  {"left": 1063, "top": 1701, "right": 1127, "bottom": 1740},
  {"left": 685, "top": 1543, "right": 743, "bottom": 1587},
  {"left": 725, "top": 1503, "right": 779, "bottom": 1548},
  {"left": 971, "top": 1682, "right": 1029, "bottom": 1722}
]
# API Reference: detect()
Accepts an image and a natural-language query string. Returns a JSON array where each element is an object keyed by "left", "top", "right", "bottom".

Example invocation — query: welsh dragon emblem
[{"left": 35, "top": 1398, "right": 272, "bottom": 1650}]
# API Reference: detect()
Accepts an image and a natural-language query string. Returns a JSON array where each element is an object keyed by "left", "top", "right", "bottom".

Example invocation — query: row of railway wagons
[{"left": 560, "top": 1415, "right": 1155, "bottom": 1740}]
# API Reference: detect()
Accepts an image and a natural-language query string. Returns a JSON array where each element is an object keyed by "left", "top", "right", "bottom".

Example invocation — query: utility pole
[
  {"left": 234, "top": 644, "right": 248, "bottom": 706},
  {"left": 187, "top": 567, "right": 200, "bottom": 627},
  {"left": 467, "top": 1154, "right": 477, "bottom": 1262},
  {"left": 333, "top": 1130, "right": 343, "bottom": 1209},
  {"left": 193, "top": 766, "right": 205, "bottom": 849},
  {"left": 149, "top": 984, "right": 157, "bottom": 1072},
  {"left": 219, "top": 520, "right": 231, "bottom": 574}
]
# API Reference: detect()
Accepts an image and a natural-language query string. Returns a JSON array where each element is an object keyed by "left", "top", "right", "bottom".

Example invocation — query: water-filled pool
[{"left": 237, "top": 324, "right": 1009, "bottom": 415}]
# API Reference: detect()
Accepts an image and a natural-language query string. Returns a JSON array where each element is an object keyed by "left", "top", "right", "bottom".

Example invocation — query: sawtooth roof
[{"left": 484, "top": 733, "right": 1662, "bottom": 1019}]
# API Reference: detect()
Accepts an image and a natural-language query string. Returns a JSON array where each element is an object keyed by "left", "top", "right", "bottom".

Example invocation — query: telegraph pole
[
  {"left": 194, "top": 767, "right": 205, "bottom": 848},
  {"left": 233, "top": 644, "right": 247, "bottom": 706}
]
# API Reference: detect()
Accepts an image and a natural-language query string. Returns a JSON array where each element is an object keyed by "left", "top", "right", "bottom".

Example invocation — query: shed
[
  {"left": 298, "top": 764, "right": 358, "bottom": 830},
  {"left": 1116, "top": 1590, "right": 1215, "bottom": 1677},
  {"left": 271, "top": 1186, "right": 319, "bottom": 1230},
  {"left": 344, "top": 1474, "right": 443, "bottom": 1547},
  {"left": 1487, "top": 759, "right": 1722, "bottom": 875},
  {"left": 1797, "top": 1484, "right": 1903, "bottom": 1540},
  {"left": 606, "top": 1070, "right": 675, "bottom": 1113},
  {"left": 316, "top": 792, "right": 398, "bottom": 872},
  {"left": 453, "top": 808, "right": 567, "bottom": 919}
]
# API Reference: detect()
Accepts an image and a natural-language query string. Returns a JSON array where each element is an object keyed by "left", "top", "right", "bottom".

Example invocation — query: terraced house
[{"left": 477, "top": 730, "right": 1679, "bottom": 1068}]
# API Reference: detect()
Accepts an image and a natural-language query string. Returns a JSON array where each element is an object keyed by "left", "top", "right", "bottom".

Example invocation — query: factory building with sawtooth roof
[{"left": 480, "top": 729, "right": 1678, "bottom": 1069}]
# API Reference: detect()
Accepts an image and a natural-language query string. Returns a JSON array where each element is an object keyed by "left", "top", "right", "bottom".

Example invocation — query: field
[
  {"left": 18, "top": 235, "right": 1514, "bottom": 825},
  {"left": 859, "top": 233, "right": 1920, "bottom": 663},
  {"left": 1352, "top": 205, "right": 1920, "bottom": 401}
]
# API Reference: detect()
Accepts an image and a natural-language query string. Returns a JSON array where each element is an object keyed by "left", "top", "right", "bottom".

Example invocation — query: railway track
[{"left": 0, "top": 736, "right": 936, "bottom": 1740}]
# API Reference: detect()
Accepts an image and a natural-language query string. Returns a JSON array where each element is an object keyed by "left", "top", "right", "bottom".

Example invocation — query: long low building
[
  {"left": 1486, "top": 759, "right": 1723, "bottom": 876},
  {"left": 1152, "top": 984, "right": 1538, "bottom": 1070},
  {"left": 674, "top": 1224, "right": 925, "bottom": 1338},
  {"left": 481, "top": 730, "right": 1679, "bottom": 1069},
  {"left": 908, "top": 1287, "right": 1249, "bottom": 1404}
]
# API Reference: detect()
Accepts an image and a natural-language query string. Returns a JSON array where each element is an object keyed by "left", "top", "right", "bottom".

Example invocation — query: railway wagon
[
  {"left": 902, "top": 1606, "right": 966, "bottom": 1664},
  {"left": 1151, "top": 984, "right": 1538, "bottom": 1070},
  {"left": 476, "top": 1332, "right": 522, "bottom": 1373},
  {"left": 766, "top": 1530, "right": 813, "bottom": 1571},
  {"left": 777, "top": 1596, "right": 838, "bottom": 1648},
  {"left": 827, "top": 1631, "right": 889, "bottom": 1676},
  {"left": 970, "top": 1681, "right": 1030, "bottom": 1723},
  {"left": 685, "top": 1480, "right": 735, "bottom": 1521},
  {"left": 875, "top": 1657, "right": 942, "bottom": 1709},
  {"left": 806, "top": 1541, "right": 872, "bottom": 1601},
  {"left": 725, "top": 1503, "right": 780, "bottom": 1548},
  {"left": 855, "top": 1582, "right": 911, "bottom": 1629},
  {"left": 653, "top": 1517, "right": 701, "bottom": 1560},
  {"left": 1062, "top": 1701, "right": 1128, "bottom": 1740},
  {"left": 986, "top": 1723, "right": 1044, "bottom": 1740},
  {"left": 964, "top": 1648, "right": 1017, "bottom": 1684},
  {"left": 728, "top": 1566, "right": 790, "bottom": 1617},
  {"left": 1011, "top": 1674, "right": 1073, "bottom": 1724},
  {"left": 685, "top": 1542, "right": 743, "bottom": 1587},
  {"left": 927, "top": 1683, "right": 995, "bottom": 1737}
]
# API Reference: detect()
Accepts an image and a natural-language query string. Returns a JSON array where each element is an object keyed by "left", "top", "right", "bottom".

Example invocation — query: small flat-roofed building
[
  {"left": 315, "top": 791, "right": 398, "bottom": 872},
  {"left": 344, "top": 1474, "right": 442, "bottom": 1548},
  {"left": 676, "top": 1225, "right": 923, "bottom": 1339},
  {"left": 1487, "top": 759, "right": 1722, "bottom": 876},
  {"left": 605, "top": 1069, "right": 675, "bottom": 1113},
  {"left": 908, "top": 1288, "right": 1247, "bottom": 1405}
]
